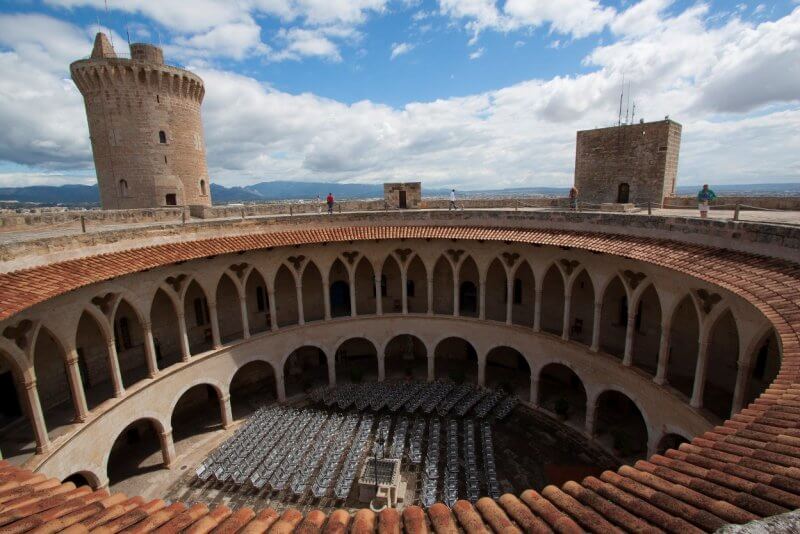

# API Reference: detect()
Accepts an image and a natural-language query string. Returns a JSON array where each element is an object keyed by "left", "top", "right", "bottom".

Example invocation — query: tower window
[
  {"left": 200, "top": 179, "right": 207, "bottom": 195},
  {"left": 156, "top": 94, "right": 160, "bottom": 103},
  {"left": 118, "top": 179, "right": 129, "bottom": 197},
  {"left": 165, "top": 193, "right": 177, "bottom": 206},
  {"left": 164, "top": 155, "right": 168, "bottom": 164},
  {"left": 159, "top": 130, "right": 167, "bottom": 144}
]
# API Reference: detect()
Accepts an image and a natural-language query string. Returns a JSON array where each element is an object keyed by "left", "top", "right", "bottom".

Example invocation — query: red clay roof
[{"left": 1, "top": 225, "right": 799, "bottom": 532}]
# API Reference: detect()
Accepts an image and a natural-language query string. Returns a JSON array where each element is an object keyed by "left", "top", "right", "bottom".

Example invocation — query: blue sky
[{"left": 0, "top": 0, "right": 798, "bottom": 189}]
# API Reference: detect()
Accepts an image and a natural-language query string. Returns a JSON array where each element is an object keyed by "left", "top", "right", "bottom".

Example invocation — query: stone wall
[
  {"left": 383, "top": 182, "right": 422, "bottom": 209},
  {"left": 663, "top": 196, "right": 800, "bottom": 210},
  {"left": 575, "top": 119, "right": 682, "bottom": 206},
  {"left": 0, "top": 207, "right": 185, "bottom": 231}
]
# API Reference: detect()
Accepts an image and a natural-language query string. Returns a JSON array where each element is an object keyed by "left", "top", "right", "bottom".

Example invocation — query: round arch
[
  {"left": 0, "top": 347, "right": 37, "bottom": 464},
  {"left": 384, "top": 334, "right": 427, "bottom": 379},
  {"left": 283, "top": 345, "right": 329, "bottom": 397},
  {"left": 539, "top": 362, "right": 587, "bottom": 428},
  {"left": 655, "top": 432, "right": 690, "bottom": 455},
  {"left": 434, "top": 337, "right": 477, "bottom": 383},
  {"left": 106, "top": 416, "right": 168, "bottom": 488},
  {"left": 485, "top": 345, "right": 530, "bottom": 398},
  {"left": 170, "top": 382, "right": 224, "bottom": 455},
  {"left": 593, "top": 389, "right": 649, "bottom": 462},
  {"left": 335, "top": 337, "right": 378, "bottom": 383},
  {"left": 63, "top": 470, "right": 102, "bottom": 490},
  {"left": 229, "top": 359, "right": 277, "bottom": 419}
]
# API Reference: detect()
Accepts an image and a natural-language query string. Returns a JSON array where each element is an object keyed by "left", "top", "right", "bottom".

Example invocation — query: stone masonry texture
[{"left": 70, "top": 33, "right": 212, "bottom": 210}]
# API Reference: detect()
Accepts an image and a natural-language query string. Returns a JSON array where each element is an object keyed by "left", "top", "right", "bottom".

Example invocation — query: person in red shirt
[{"left": 326, "top": 193, "right": 334, "bottom": 214}]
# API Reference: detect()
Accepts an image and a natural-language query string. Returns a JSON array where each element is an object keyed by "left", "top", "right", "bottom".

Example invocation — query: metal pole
[{"left": 80, "top": 215, "right": 86, "bottom": 233}]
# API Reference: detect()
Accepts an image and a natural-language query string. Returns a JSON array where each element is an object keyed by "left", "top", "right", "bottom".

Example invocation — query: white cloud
[
  {"left": 270, "top": 27, "right": 348, "bottom": 62},
  {"left": 390, "top": 42, "right": 414, "bottom": 59},
  {"left": 172, "top": 18, "right": 270, "bottom": 60},
  {"left": 469, "top": 47, "right": 484, "bottom": 59}
]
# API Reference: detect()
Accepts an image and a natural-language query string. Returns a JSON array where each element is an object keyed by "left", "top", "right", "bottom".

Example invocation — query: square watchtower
[{"left": 574, "top": 119, "right": 681, "bottom": 207}]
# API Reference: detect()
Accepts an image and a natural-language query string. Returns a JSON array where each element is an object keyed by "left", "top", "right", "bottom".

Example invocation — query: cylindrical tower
[{"left": 71, "top": 33, "right": 212, "bottom": 209}]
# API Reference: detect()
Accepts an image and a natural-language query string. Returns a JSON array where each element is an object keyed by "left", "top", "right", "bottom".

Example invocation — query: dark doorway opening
[
  {"left": 165, "top": 194, "right": 177, "bottom": 206},
  {"left": 617, "top": 183, "right": 630, "bottom": 203},
  {"left": 459, "top": 281, "right": 477, "bottom": 315},
  {"left": 0, "top": 372, "right": 21, "bottom": 421},
  {"left": 330, "top": 281, "right": 351, "bottom": 316},
  {"left": 399, "top": 190, "right": 407, "bottom": 209}
]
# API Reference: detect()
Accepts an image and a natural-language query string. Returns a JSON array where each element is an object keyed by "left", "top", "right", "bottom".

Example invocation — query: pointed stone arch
[
  {"left": 704, "top": 309, "right": 739, "bottom": 420},
  {"left": 511, "top": 260, "right": 535, "bottom": 327},
  {"left": 485, "top": 258, "right": 507, "bottom": 322},
  {"left": 274, "top": 264, "right": 299, "bottom": 327},
  {"left": 599, "top": 276, "right": 628, "bottom": 359},
  {"left": 382, "top": 255, "right": 402, "bottom": 314},
  {"left": 75, "top": 311, "right": 114, "bottom": 409},
  {"left": 150, "top": 288, "right": 181, "bottom": 370},
  {"left": 353, "top": 257, "right": 375, "bottom": 316},
  {"left": 540, "top": 264, "right": 565, "bottom": 335},
  {"left": 667, "top": 294, "right": 700, "bottom": 399},
  {"left": 244, "top": 269, "right": 270, "bottom": 335},
  {"left": 302, "top": 261, "right": 325, "bottom": 322},
  {"left": 216, "top": 273, "right": 243, "bottom": 343},
  {"left": 433, "top": 255, "right": 454, "bottom": 315},
  {"left": 329, "top": 259, "right": 351, "bottom": 318},
  {"left": 631, "top": 284, "right": 662, "bottom": 376},
  {"left": 458, "top": 256, "right": 479, "bottom": 317},
  {"left": 183, "top": 280, "right": 212, "bottom": 354},
  {"left": 406, "top": 255, "right": 427, "bottom": 314},
  {"left": 568, "top": 269, "right": 594, "bottom": 346}
]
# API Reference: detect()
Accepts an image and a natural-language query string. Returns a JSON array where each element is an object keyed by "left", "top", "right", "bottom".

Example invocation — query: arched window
[
  {"left": 513, "top": 278, "right": 523, "bottom": 304},
  {"left": 406, "top": 279, "right": 415, "bottom": 297},
  {"left": 118, "top": 179, "right": 129, "bottom": 197},
  {"left": 200, "top": 180, "right": 207, "bottom": 196},
  {"left": 159, "top": 130, "right": 167, "bottom": 144}
]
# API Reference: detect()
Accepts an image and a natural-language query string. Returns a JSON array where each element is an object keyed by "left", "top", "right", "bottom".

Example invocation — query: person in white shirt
[{"left": 449, "top": 189, "right": 457, "bottom": 210}]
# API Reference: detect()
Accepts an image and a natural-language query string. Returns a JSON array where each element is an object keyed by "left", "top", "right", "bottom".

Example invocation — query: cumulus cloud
[
  {"left": 0, "top": 5, "right": 799, "bottom": 190},
  {"left": 390, "top": 42, "right": 414, "bottom": 59}
]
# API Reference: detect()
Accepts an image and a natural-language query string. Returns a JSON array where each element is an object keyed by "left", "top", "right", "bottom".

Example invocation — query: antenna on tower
[
  {"left": 631, "top": 101, "right": 636, "bottom": 125},
  {"left": 625, "top": 81, "right": 631, "bottom": 125},
  {"left": 617, "top": 73, "right": 625, "bottom": 127}
]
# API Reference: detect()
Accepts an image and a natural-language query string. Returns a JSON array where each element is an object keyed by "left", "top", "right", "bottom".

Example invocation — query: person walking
[
  {"left": 697, "top": 184, "right": 716, "bottom": 219},
  {"left": 569, "top": 186, "right": 579, "bottom": 210},
  {"left": 316, "top": 194, "right": 322, "bottom": 214},
  {"left": 449, "top": 189, "right": 457, "bottom": 210},
  {"left": 326, "top": 192, "right": 334, "bottom": 214}
]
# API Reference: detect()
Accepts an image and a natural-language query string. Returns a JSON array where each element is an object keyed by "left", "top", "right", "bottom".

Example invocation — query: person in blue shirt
[{"left": 697, "top": 184, "right": 716, "bottom": 219}]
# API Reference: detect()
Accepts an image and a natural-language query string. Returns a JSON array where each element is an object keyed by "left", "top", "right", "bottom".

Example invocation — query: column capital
[
  {"left": 142, "top": 320, "right": 152, "bottom": 331},
  {"left": 160, "top": 428, "right": 173, "bottom": 439},
  {"left": 24, "top": 378, "right": 37, "bottom": 390},
  {"left": 220, "top": 394, "right": 231, "bottom": 403}
]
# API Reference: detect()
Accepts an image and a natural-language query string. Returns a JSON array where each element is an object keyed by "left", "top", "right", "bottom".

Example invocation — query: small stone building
[
  {"left": 384, "top": 182, "right": 421, "bottom": 209},
  {"left": 574, "top": 119, "right": 681, "bottom": 207}
]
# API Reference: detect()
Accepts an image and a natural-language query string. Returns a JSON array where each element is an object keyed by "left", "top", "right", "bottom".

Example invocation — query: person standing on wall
[
  {"left": 569, "top": 186, "right": 579, "bottom": 211},
  {"left": 316, "top": 194, "right": 322, "bottom": 214},
  {"left": 327, "top": 192, "right": 335, "bottom": 214},
  {"left": 449, "top": 189, "right": 457, "bottom": 210},
  {"left": 697, "top": 184, "right": 716, "bottom": 219}
]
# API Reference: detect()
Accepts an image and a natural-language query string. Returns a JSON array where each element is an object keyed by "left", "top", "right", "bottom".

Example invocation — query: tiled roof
[{"left": 1, "top": 225, "right": 800, "bottom": 532}]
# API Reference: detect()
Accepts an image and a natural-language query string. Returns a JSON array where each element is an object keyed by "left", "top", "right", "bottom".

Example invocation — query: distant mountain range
[{"left": 0, "top": 181, "right": 798, "bottom": 207}]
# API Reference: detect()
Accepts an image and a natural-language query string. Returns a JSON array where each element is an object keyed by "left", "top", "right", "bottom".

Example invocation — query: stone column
[
  {"left": 690, "top": 338, "right": 711, "bottom": 408},
  {"left": 268, "top": 288, "right": 278, "bottom": 331},
  {"left": 378, "top": 356, "right": 386, "bottom": 382},
  {"left": 590, "top": 300, "right": 602, "bottom": 352},
  {"left": 427, "top": 355, "right": 435, "bottom": 383},
  {"left": 584, "top": 397, "right": 597, "bottom": 437},
  {"left": 322, "top": 274, "right": 332, "bottom": 320},
  {"left": 731, "top": 356, "right": 754, "bottom": 416},
  {"left": 533, "top": 289, "right": 542, "bottom": 332},
  {"left": 375, "top": 276, "right": 383, "bottom": 316},
  {"left": 238, "top": 292, "right": 250, "bottom": 339},
  {"left": 478, "top": 279, "right": 486, "bottom": 320},
  {"left": 427, "top": 276, "right": 434, "bottom": 316},
  {"left": 478, "top": 357, "right": 486, "bottom": 387},
  {"left": 207, "top": 302, "right": 222, "bottom": 349},
  {"left": 220, "top": 394, "right": 233, "bottom": 429},
  {"left": 276, "top": 374, "right": 286, "bottom": 403},
  {"left": 159, "top": 428, "right": 177, "bottom": 468},
  {"left": 506, "top": 279, "right": 513, "bottom": 325},
  {"left": 622, "top": 315, "right": 636, "bottom": 366},
  {"left": 453, "top": 275, "right": 460, "bottom": 317},
  {"left": 348, "top": 272, "right": 357, "bottom": 317},
  {"left": 65, "top": 348, "right": 89, "bottom": 423},
  {"left": 142, "top": 321, "right": 159, "bottom": 377},
  {"left": 654, "top": 319, "right": 672, "bottom": 385},
  {"left": 176, "top": 312, "right": 192, "bottom": 362},
  {"left": 24, "top": 379, "right": 50, "bottom": 454},
  {"left": 327, "top": 356, "right": 336, "bottom": 387},
  {"left": 529, "top": 375, "right": 539, "bottom": 406},
  {"left": 106, "top": 340, "right": 125, "bottom": 397},
  {"left": 295, "top": 283, "right": 305, "bottom": 326},
  {"left": 401, "top": 272, "right": 408, "bottom": 315},
  {"left": 561, "top": 290, "right": 572, "bottom": 341}
]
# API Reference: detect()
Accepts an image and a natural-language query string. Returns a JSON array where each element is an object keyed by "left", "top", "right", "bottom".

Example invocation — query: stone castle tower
[
  {"left": 574, "top": 119, "right": 681, "bottom": 207},
  {"left": 71, "top": 33, "right": 212, "bottom": 209}
]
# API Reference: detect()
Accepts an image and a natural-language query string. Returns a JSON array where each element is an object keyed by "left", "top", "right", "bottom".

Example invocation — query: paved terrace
[{"left": 0, "top": 206, "right": 799, "bottom": 245}]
